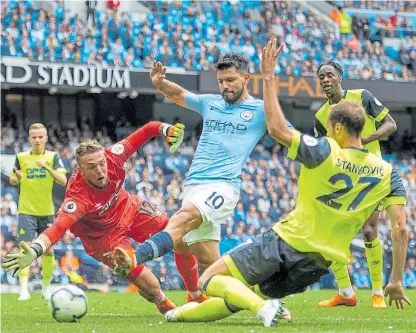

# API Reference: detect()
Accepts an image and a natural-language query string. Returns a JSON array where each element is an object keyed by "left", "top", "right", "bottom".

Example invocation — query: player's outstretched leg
[
  {"left": 318, "top": 263, "right": 357, "bottom": 307},
  {"left": 113, "top": 203, "right": 203, "bottom": 275},
  {"left": 363, "top": 211, "right": 386, "bottom": 308},
  {"left": 130, "top": 265, "right": 176, "bottom": 314},
  {"left": 165, "top": 256, "right": 291, "bottom": 327},
  {"left": 102, "top": 241, "right": 176, "bottom": 315}
]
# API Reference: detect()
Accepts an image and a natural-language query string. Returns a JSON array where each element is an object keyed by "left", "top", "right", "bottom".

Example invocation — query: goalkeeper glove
[
  {"left": 2, "top": 241, "right": 43, "bottom": 277},
  {"left": 161, "top": 123, "right": 185, "bottom": 153}
]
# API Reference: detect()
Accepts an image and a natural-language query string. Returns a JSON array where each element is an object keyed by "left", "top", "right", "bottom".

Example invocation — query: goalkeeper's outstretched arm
[{"left": 2, "top": 213, "right": 77, "bottom": 276}]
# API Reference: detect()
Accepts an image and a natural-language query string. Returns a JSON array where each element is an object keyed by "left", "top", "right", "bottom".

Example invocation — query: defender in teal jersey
[{"left": 112, "top": 56, "right": 292, "bottom": 291}]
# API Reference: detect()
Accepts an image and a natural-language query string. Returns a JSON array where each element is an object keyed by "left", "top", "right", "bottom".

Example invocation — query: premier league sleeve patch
[
  {"left": 302, "top": 135, "right": 318, "bottom": 146},
  {"left": 63, "top": 201, "right": 77, "bottom": 213},
  {"left": 110, "top": 143, "right": 125, "bottom": 155}
]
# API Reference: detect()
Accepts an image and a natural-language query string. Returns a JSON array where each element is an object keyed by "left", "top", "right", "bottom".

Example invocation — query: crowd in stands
[
  {"left": 1, "top": 120, "right": 416, "bottom": 290},
  {"left": 329, "top": 1, "right": 416, "bottom": 77},
  {"left": 332, "top": 1, "right": 416, "bottom": 11},
  {"left": 1, "top": 0, "right": 415, "bottom": 81}
]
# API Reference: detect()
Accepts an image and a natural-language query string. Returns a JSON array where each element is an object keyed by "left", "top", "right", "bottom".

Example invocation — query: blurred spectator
[{"left": 86, "top": 0, "right": 97, "bottom": 28}]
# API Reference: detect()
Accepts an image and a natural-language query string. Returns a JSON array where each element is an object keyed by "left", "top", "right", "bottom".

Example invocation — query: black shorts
[
  {"left": 17, "top": 214, "right": 54, "bottom": 241},
  {"left": 227, "top": 229, "right": 331, "bottom": 299}
]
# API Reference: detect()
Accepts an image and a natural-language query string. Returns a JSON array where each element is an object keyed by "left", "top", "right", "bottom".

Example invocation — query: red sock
[{"left": 174, "top": 252, "right": 199, "bottom": 292}]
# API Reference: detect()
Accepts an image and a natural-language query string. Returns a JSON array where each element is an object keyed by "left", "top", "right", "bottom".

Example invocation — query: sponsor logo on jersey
[
  {"left": 240, "top": 111, "right": 253, "bottom": 121},
  {"left": 303, "top": 135, "right": 318, "bottom": 146},
  {"left": 63, "top": 201, "right": 77, "bottom": 213},
  {"left": 98, "top": 189, "right": 121, "bottom": 215},
  {"left": 111, "top": 143, "right": 125, "bottom": 155},
  {"left": 204, "top": 119, "right": 247, "bottom": 134},
  {"left": 27, "top": 168, "right": 47, "bottom": 179}
]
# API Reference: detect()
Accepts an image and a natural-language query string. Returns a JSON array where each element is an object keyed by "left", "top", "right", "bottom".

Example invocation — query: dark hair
[
  {"left": 317, "top": 59, "right": 343, "bottom": 78},
  {"left": 215, "top": 53, "right": 249, "bottom": 72},
  {"left": 329, "top": 101, "right": 365, "bottom": 137}
]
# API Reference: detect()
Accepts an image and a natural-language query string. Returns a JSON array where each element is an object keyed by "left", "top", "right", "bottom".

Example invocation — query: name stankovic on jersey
[{"left": 336, "top": 159, "right": 384, "bottom": 177}]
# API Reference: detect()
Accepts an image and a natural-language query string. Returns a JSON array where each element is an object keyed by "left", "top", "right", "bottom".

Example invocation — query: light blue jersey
[{"left": 184, "top": 93, "right": 290, "bottom": 189}]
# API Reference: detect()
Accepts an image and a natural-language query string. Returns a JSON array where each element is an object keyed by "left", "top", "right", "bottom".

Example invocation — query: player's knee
[
  {"left": 197, "top": 273, "right": 211, "bottom": 291},
  {"left": 363, "top": 222, "right": 378, "bottom": 242},
  {"left": 196, "top": 255, "right": 215, "bottom": 271},
  {"left": 166, "top": 205, "right": 202, "bottom": 238}
]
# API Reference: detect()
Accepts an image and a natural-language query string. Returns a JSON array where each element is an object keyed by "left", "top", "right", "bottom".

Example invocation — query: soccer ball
[{"left": 49, "top": 285, "right": 88, "bottom": 323}]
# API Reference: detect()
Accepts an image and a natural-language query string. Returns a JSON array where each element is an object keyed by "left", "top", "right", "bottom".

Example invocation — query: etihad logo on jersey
[
  {"left": 336, "top": 159, "right": 384, "bottom": 177},
  {"left": 27, "top": 168, "right": 47, "bottom": 179},
  {"left": 98, "top": 189, "right": 121, "bottom": 215},
  {"left": 204, "top": 119, "right": 247, "bottom": 134}
]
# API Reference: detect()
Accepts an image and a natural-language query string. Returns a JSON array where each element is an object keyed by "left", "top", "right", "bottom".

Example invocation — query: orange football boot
[
  {"left": 156, "top": 298, "right": 177, "bottom": 314},
  {"left": 318, "top": 294, "right": 357, "bottom": 307},
  {"left": 186, "top": 292, "right": 211, "bottom": 303},
  {"left": 372, "top": 294, "right": 387, "bottom": 308}
]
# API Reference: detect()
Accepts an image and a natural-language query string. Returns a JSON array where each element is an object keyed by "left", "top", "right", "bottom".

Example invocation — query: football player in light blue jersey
[{"left": 113, "top": 55, "right": 291, "bottom": 296}]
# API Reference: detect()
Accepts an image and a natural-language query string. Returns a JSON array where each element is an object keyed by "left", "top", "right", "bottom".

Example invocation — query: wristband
[
  {"left": 161, "top": 123, "right": 172, "bottom": 137},
  {"left": 30, "top": 241, "right": 46, "bottom": 258}
]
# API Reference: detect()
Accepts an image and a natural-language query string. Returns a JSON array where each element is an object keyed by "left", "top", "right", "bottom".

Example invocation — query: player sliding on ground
[
  {"left": 110, "top": 53, "right": 292, "bottom": 289},
  {"left": 162, "top": 40, "right": 411, "bottom": 327},
  {"left": 3, "top": 121, "right": 203, "bottom": 314},
  {"left": 314, "top": 59, "right": 397, "bottom": 308}
]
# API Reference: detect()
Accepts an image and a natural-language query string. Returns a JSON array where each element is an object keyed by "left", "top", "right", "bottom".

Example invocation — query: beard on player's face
[{"left": 222, "top": 84, "right": 245, "bottom": 104}]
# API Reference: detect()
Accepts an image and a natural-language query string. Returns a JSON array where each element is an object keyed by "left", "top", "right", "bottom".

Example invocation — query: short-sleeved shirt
[
  {"left": 273, "top": 130, "right": 407, "bottom": 264},
  {"left": 13, "top": 150, "right": 67, "bottom": 216},
  {"left": 314, "top": 89, "right": 390, "bottom": 157},
  {"left": 184, "top": 93, "right": 292, "bottom": 189}
]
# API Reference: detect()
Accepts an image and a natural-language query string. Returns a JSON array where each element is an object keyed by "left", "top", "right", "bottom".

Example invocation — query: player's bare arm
[
  {"left": 260, "top": 39, "right": 293, "bottom": 147},
  {"left": 36, "top": 159, "right": 67, "bottom": 186},
  {"left": 384, "top": 204, "right": 411, "bottom": 309},
  {"left": 150, "top": 61, "right": 191, "bottom": 107},
  {"left": 362, "top": 113, "right": 397, "bottom": 144}
]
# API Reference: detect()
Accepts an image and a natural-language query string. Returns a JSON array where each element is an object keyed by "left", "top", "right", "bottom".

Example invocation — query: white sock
[
  {"left": 339, "top": 286, "right": 355, "bottom": 299},
  {"left": 188, "top": 290, "right": 202, "bottom": 298},
  {"left": 20, "top": 276, "right": 29, "bottom": 293},
  {"left": 372, "top": 289, "right": 383, "bottom": 296}
]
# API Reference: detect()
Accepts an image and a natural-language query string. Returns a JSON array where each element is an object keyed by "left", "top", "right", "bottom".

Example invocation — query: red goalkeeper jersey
[{"left": 43, "top": 121, "right": 162, "bottom": 254}]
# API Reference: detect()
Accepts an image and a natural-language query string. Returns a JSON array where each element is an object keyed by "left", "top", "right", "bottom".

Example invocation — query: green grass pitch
[{"left": 1, "top": 290, "right": 415, "bottom": 333}]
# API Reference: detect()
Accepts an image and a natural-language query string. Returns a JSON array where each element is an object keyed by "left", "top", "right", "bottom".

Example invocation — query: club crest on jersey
[
  {"left": 303, "top": 135, "right": 318, "bottom": 146},
  {"left": 240, "top": 111, "right": 253, "bottom": 121},
  {"left": 111, "top": 143, "right": 124, "bottom": 155},
  {"left": 63, "top": 201, "right": 77, "bottom": 213}
]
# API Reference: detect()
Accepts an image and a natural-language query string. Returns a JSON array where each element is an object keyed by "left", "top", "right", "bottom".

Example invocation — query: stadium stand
[
  {"left": 1, "top": 120, "right": 416, "bottom": 290},
  {"left": 2, "top": 0, "right": 415, "bottom": 80}
]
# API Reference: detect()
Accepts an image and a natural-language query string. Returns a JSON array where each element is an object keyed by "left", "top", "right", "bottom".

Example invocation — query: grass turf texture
[{"left": 2, "top": 290, "right": 415, "bottom": 333}]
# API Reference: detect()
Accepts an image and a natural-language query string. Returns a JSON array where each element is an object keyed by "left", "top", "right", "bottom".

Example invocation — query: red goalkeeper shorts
[{"left": 88, "top": 205, "right": 169, "bottom": 282}]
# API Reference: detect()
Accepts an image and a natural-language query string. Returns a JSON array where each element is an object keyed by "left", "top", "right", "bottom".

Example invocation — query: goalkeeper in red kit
[{"left": 3, "top": 121, "right": 206, "bottom": 314}]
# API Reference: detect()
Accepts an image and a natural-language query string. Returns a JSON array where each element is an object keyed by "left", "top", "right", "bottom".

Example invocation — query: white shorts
[{"left": 182, "top": 182, "right": 240, "bottom": 245}]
